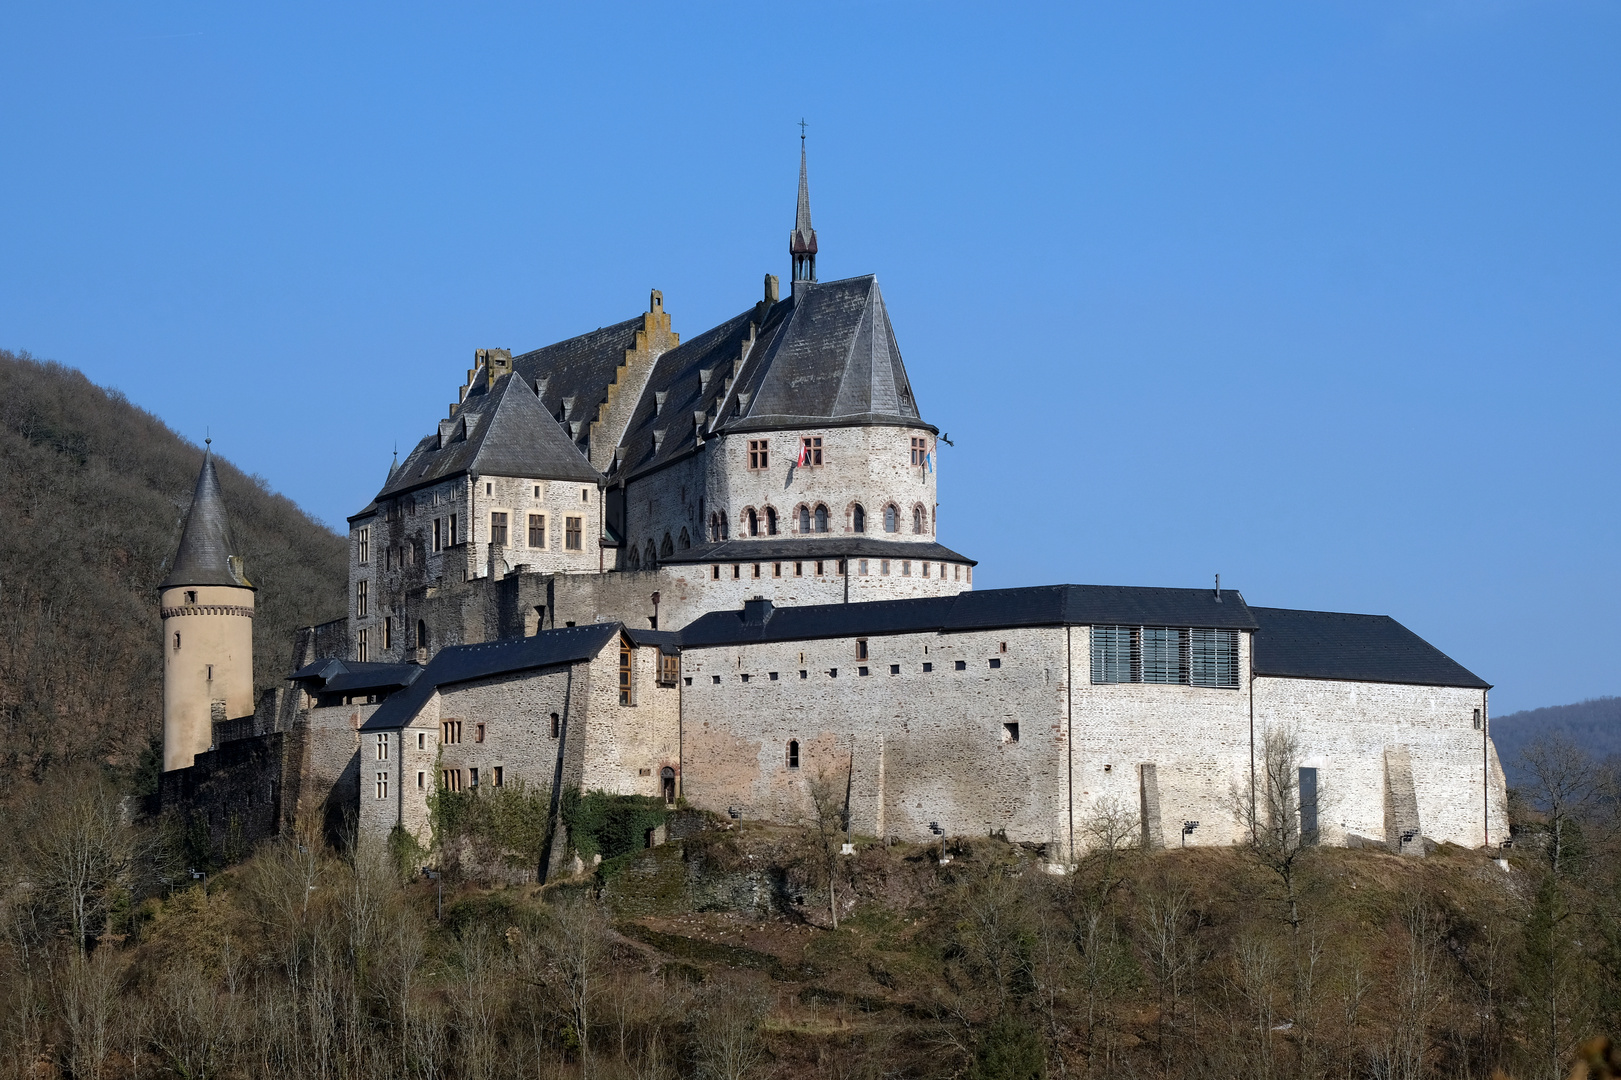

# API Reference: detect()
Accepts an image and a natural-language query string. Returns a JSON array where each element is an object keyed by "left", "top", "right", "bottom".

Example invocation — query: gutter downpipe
[
  {"left": 1248, "top": 634, "right": 1257, "bottom": 844},
  {"left": 1484, "top": 687, "right": 1490, "bottom": 850}
]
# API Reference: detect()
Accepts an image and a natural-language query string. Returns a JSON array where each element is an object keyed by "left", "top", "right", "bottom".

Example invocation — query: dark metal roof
[
  {"left": 624, "top": 627, "right": 681, "bottom": 654},
  {"left": 290, "top": 659, "right": 423, "bottom": 695},
  {"left": 360, "top": 622, "right": 621, "bottom": 732},
  {"left": 161, "top": 450, "right": 253, "bottom": 590},
  {"left": 372, "top": 371, "right": 603, "bottom": 506},
  {"left": 677, "top": 584, "right": 1256, "bottom": 649},
  {"left": 1250, "top": 606, "right": 1490, "bottom": 689},
  {"left": 724, "top": 276, "right": 928, "bottom": 434},
  {"left": 662, "top": 537, "right": 975, "bottom": 566}
]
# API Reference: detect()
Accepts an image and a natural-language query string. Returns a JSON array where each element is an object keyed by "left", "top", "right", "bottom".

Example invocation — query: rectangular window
[
  {"left": 565, "top": 516, "right": 583, "bottom": 550},
  {"left": 357, "top": 527, "right": 370, "bottom": 564},
  {"left": 448, "top": 514, "right": 458, "bottom": 546},
  {"left": 1003, "top": 722, "right": 1020, "bottom": 744},
  {"left": 815, "top": 560, "right": 824, "bottom": 576},
  {"left": 989, "top": 658, "right": 1001, "bottom": 669},
  {"left": 858, "top": 666, "right": 869, "bottom": 677},
  {"left": 534, "top": 485, "right": 542, "bottom": 498},
  {"left": 619, "top": 638, "right": 634, "bottom": 705},
  {"left": 856, "top": 639, "right": 868, "bottom": 660},
  {"left": 382, "top": 617, "right": 392, "bottom": 650},
  {"left": 859, "top": 559, "right": 869, "bottom": 575},
  {"left": 794, "top": 562, "right": 803, "bottom": 577},
  {"left": 442, "top": 769, "right": 463, "bottom": 792},
  {"left": 922, "top": 562, "right": 930, "bottom": 577},
  {"left": 357, "top": 628, "right": 369, "bottom": 662},
  {"left": 732, "top": 564, "right": 741, "bottom": 579},
  {"left": 1091, "top": 626, "right": 1239, "bottom": 688},
  {"left": 773, "top": 562, "right": 782, "bottom": 577},
  {"left": 356, "top": 579, "right": 368, "bottom": 617},
  {"left": 954, "top": 660, "right": 966, "bottom": 671},
  {"left": 493, "top": 766, "right": 504, "bottom": 787},
  {"left": 470, "top": 767, "right": 479, "bottom": 788},
  {"left": 911, "top": 437, "right": 927, "bottom": 466},
  {"left": 529, "top": 513, "right": 546, "bottom": 547},
  {"left": 890, "top": 664, "right": 900, "bottom": 675},
  {"left": 417, "top": 770, "right": 425, "bottom": 789},
  {"left": 417, "top": 732, "right": 425, "bottom": 750},
  {"left": 433, "top": 518, "right": 443, "bottom": 551},
  {"left": 1190, "top": 629, "right": 1240, "bottom": 688},
  {"left": 1299, "top": 767, "right": 1319, "bottom": 844},
  {"left": 441, "top": 719, "right": 462, "bottom": 744},
  {"left": 376, "top": 772, "right": 388, "bottom": 799},
  {"left": 902, "top": 560, "right": 911, "bottom": 576},
  {"left": 376, "top": 733, "right": 388, "bottom": 760},
  {"left": 657, "top": 652, "right": 680, "bottom": 686},
  {"left": 881, "top": 560, "right": 890, "bottom": 576},
  {"left": 1472, "top": 708, "right": 1482, "bottom": 730},
  {"left": 748, "top": 439, "right": 769, "bottom": 469},
  {"left": 800, "top": 436, "right": 823, "bottom": 466},
  {"left": 490, "top": 511, "right": 508, "bottom": 546},
  {"left": 753, "top": 563, "right": 761, "bottom": 578},
  {"left": 923, "top": 662, "right": 933, "bottom": 672},
  {"left": 475, "top": 722, "right": 485, "bottom": 743}
]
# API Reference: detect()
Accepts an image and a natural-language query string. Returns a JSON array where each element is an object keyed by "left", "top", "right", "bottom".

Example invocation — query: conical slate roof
[
  {"left": 790, "top": 144, "right": 817, "bottom": 257},
  {"left": 162, "top": 449, "right": 252, "bottom": 590},
  {"left": 728, "top": 275, "right": 925, "bottom": 430}
]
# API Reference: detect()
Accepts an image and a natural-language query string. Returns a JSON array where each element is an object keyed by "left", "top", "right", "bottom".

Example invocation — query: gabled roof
[
  {"left": 373, "top": 371, "right": 603, "bottom": 505},
  {"left": 515, "top": 315, "right": 647, "bottom": 454},
  {"left": 1250, "top": 607, "right": 1490, "bottom": 689},
  {"left": 360, "top": 622, "right": 621, "bottom": 732},
  {"left": 725, "top": 275, "right": 927, "bottom": 433},
  {"left": 162, "top": 449, "right": 253, "bottom": 590},
  {"left": 678, "top": 584, "right": 1256, "bottom": 649}
]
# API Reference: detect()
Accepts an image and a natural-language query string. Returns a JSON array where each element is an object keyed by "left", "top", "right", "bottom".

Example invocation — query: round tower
[{"left": 160, "top": 445, "right": 255, "bottom": 772}]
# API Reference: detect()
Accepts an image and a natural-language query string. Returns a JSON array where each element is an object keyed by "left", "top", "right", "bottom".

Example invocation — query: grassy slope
[{"left": 0, "top": 349, "right": 346, "bottom": 779}]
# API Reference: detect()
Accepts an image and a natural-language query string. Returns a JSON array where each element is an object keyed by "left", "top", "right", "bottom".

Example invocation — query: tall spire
[
  {"left": 790, "top": 123, "right": 817, "bottom": 296},
  {"left": 161, "top": 446, "right": 251, "bottom": 590}
]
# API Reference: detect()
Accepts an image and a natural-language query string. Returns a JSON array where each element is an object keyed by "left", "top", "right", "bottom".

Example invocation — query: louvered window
[{"left": 1092, "top": 626, "right": 1239, "bottom": 688}]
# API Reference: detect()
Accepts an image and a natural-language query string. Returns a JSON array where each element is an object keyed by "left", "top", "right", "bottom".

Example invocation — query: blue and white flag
[{"left": 925, "top": 451, "right": 934, "bottom": 474}]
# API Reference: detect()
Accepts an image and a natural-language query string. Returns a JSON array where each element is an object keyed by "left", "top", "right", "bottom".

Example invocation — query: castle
[{"left": 159, "top": 142, "right": 1510, "bottom": 869}]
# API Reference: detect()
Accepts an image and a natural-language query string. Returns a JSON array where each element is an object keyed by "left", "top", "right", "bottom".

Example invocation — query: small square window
[
  {"left": 799, "top": 670, "right": 808, "bottom": 679},
  {"left": 684, "top": 676, "right": 692, "bottom": 686},
  {"left": 858, "top": 666, "right": 869, "bottom": 676},
  {"left": 890, "top": 664, "right": 900, "bottom": 675},
  {"left": 923, "top": 662, "right": 933, "bottom": 672},
  {"left": 769, "top": 672, "right": 779, "bottom": 680},
  {"left": 829, "top": 668, "right": 838, "bottom": 678},
  {"left": 740, "top": 673, "right": 750, "bottom": 682},
  {"left": 1003, "top": 723, "right": 1020, "bottom": 744},
  {"left": 954, "top": 660, "right": 967, "bottom": 671},
  {"left": 712, "top": 675, "right": 721, "bottom": 684},
  {"left": 989, "top": 658, "right": 1001, "bottom": 669}
]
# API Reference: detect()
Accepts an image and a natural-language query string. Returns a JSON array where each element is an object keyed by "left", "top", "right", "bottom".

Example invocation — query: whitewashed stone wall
[
  {"left": 1252, "top": 676, "right": 1507, "bottom": 849},
  {"left": 649, "top": 558, "right": 971, "bottom": 629}
]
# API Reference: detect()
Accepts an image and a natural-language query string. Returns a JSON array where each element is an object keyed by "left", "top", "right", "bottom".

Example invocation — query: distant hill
[
  {"left": 0, "top": 350, "right": 347, "bottom": 779},
  {"left": 1491, "top": 696, "right": 1621, "bottom": 787}
]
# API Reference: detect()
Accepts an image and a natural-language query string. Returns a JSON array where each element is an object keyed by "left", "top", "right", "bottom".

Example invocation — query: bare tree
[
  {"left": 804, "top": 765, "right": 848, "bottom": 929},
  {"left": 21, "top": 771, "right": 136, "bottom": 954},
  {"left": 692, "top": 978, "right": 770, "bottom": 1080},
  {"left": 1519, "top": 732, "right": 1597, "bottom": 875}
]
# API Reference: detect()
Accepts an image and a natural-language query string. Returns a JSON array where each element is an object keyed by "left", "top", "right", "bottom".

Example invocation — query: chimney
[
  {"left": 1214, "top": 574, "right": 1222, "bottom": 602},
  {"left": 742, "top": 595, "right": 774, "bottom": 626},
  {"left": 764, "top": 274, "right": 779, "bottom": 304}
]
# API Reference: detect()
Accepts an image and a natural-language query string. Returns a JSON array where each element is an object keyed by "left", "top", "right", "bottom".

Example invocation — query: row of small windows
[
  {"left": 708, "top": 560, "right": 970, "bottom": 582},
  {"left": 1090, "top": 626, "right": 1241, "bottom": 689},
  {"left": 708, "top": 502, "right": 930, "bottom": 541},
  {"left": 691, "top": 642, "right": 1007, "bottom": 686},
  {"left": 742, "top": 437, "right": 932, "bottom": 472}
]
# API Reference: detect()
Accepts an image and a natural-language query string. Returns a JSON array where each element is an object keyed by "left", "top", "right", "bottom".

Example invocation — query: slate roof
[
  {"left": 360, "top": 622, "right": 621, "bottom": 732},
  {"left": 162, "top": 450, "right": 253, "bottom": 590},
  {"left": 289, "top": 659, "right": 423, "bottom": 695},
  {"left": 662, "top": 538, "right": 975, "bottom": 566},
  {"left": 514, "top": 316, "right": 647, "bottom": 455},
  {"left": 372, "top": 371, "right": 603, "bottom": 505},
  {"left": 725, "top": 276, "right": 927, "bottom": 434},
  {"left": 1250, "top": 607, "right": 1490, "bottom": 689},
  {"left": 678, "top": 584, "right": 1257, "bottom": 649}
]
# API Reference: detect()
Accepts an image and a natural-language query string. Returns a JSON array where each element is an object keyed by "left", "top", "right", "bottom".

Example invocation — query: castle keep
[{"left": 161, "top": 142, "right": 1510, "bottom": 868}]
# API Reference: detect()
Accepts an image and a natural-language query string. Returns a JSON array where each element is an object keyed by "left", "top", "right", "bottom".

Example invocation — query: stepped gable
[
  {"left": 1250, "top": 606, "right": 1490, "bottom": 689},
  {"left": 162, "top": 448, "right": 252, "bottom": 590},
  {"left": 513, "top": 315, "right": 647, "bottom": 455},
  {"left": 359, "top": 622, "right": 621, "bottom": 732},
  {"left": 615, "top": 304, "right": 777, "bottom": 479},
  {"left": 727, "top": 275, "right": 928, "bottom": 433},
  {"left": 376, "top": 370, "right": 602, "bottom": 503}
]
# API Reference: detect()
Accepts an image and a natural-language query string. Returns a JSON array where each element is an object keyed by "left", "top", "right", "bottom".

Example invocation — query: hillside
[
  {"left": 1492, "top": 696, "right": 1621, "bottom": 786},
  {"left": 0, "top": 349, "right": 347, "bottom": 778}
]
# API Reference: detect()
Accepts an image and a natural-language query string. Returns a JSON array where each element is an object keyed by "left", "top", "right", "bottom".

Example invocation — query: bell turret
[{"left": 789, "top": 131, "right": 818, "bottom": 299}]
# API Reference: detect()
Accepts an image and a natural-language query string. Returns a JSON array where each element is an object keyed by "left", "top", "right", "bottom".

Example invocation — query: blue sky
[{"left": 2, "top": 3, "right": 1617, "bottom": 714}]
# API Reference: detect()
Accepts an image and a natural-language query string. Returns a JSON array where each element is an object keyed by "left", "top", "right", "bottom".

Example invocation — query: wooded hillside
[
  {"left": 0, "top": 349, "right": 347, "bottom": 779},
  {"left": 1493, "top": 697, "right": 1621, "bottom": 786}
]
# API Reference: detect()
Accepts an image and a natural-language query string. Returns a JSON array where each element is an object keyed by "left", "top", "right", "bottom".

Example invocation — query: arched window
[
  {"left": 852, "top": 504, "right": 866, "bottom": 532},
  {"left": 660, "top": 533, "right": 674, "bottom": 557},
  {"left": 913, "top": 505, "right": 926, "bottom": 534},
  {"left": 173, "top": 631, "right": 181, "bottom": 651},
  {"left": 747, "top": 508, "right": 759, "bottom": 536},
  {"left": 814, "top": 505, "right": 829, "bottom": 533},
  {"left": 765, "top": 507, "right": 778, "bottom": 535},
  {"left": 884, "top": 504, "right": 898, "bottom": 533},
  {"left": 645, "top": 539, "right": 657, "bottom": 568},
  {"left": 679, "top": 527, "right": 690, "bottom": 549},
  {"left": 787, "top": 740, "right": 800, "bottom": 769},
  {"left": 416, "top": 620, "right": 428, "bottom": 649},
  {"left": 798, "top": 505, "right": 811, "bottom": 533},
  {"left": 720, "top": 511, "right": 729, "bottom": 540},
  {"left": 627, "top": 545, "right": 641, "bottom": 570}
]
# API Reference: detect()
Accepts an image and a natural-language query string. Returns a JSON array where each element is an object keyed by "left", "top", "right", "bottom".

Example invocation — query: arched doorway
[{"left": 661, "top": 766, "right": 676, "bottom": 805}]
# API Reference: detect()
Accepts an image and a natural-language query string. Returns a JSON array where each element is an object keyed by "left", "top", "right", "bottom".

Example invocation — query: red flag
[{"left": 796, "top": 441, "right": 808, "bottom": 467}]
